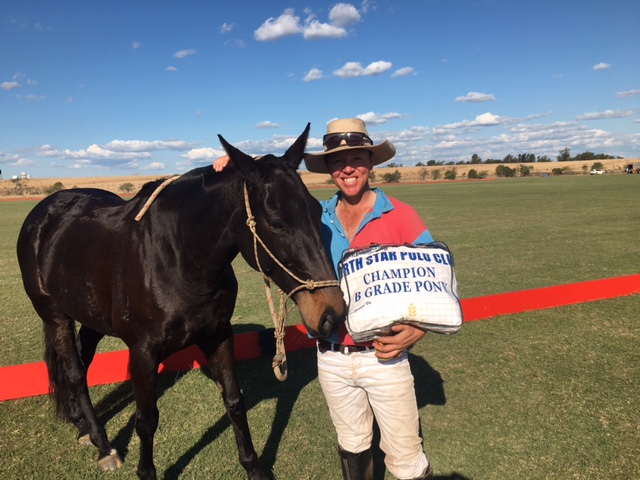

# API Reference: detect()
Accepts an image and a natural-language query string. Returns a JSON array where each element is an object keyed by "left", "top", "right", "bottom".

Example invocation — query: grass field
[{"left": 0, "top": 175, "right": 638, "bottom": 479}]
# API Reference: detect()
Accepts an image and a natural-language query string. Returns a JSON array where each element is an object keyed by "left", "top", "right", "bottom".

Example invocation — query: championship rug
[{"left": 1, "top": 273, "right": 639, "bottom": 401}]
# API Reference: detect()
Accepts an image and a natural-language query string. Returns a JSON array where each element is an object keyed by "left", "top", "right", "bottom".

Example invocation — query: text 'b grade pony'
[{"left": 16, "top": 124, "right": 346, "bottom": 480}]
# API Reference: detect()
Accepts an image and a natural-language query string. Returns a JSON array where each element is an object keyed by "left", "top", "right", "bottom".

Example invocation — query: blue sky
[{"left": 1, "top": 0, "right": 639, "bottom": 179}]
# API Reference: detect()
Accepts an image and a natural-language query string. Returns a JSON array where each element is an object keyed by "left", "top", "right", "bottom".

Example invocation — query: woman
[{"left": 215, "top": 118, "right": 434, "bottom": 479}]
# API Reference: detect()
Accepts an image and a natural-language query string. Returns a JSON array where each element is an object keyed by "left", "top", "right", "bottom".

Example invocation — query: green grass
[{"left": 0, "top": 175, "right": 639, "bottom": 479}]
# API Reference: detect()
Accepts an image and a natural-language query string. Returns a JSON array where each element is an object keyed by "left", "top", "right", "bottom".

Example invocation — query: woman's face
[{"left": 326, "top": 149, "right": 373, "bottom": 199}]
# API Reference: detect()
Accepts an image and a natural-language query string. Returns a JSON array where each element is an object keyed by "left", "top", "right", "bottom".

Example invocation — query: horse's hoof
[
  {"left": 78, "top": 433, "right": 93, "bottom": 446},
  {"left": 98, "top": 449, "right": 123, "bottom": 471}
]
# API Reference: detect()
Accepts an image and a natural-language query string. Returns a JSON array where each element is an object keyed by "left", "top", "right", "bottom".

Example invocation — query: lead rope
[
  {"left": 262, "top": 277, "right": 289, "bottom": 380},
  {"left": 243, "top": 183, "right": 339, "bottom": 381},
  {"left": 134, "top": 175, "right": 181, "bottom": 221}
]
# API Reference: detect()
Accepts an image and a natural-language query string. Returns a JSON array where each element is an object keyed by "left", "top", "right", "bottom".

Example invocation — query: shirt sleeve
[{"left": 413, "top": 229, "right": 434, "bottom": 244}]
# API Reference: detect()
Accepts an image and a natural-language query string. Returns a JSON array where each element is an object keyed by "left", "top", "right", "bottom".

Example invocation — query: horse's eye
[{"left": 269, "top": 222, "right": 285, "bottom": 233}]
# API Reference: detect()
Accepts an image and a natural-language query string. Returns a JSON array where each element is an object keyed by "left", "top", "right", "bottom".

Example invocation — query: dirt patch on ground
[{"left": 1, "top": 158, "right": 636, "bottom": 198}]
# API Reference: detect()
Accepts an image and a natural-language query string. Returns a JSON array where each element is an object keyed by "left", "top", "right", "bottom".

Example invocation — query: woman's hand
[
  {"left": 213, "top": 155, "right": 230, "bottom": 172},
  {"left": 373, "top": 324, "right": 426, "bottom": 360}
]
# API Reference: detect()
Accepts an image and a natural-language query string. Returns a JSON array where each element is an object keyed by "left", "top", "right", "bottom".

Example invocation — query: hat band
[{"left": 323, "top": 132, "right": 372, "bottom": 152}]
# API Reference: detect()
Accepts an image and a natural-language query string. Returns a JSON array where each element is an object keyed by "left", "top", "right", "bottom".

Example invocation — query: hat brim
[{"left": 303, "top": 140, "right": 396, "bottom": 174}]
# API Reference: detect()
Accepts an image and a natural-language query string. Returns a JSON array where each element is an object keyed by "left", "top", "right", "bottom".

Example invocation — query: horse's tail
[{"left": 43, "top": 328, "right": 73, "bottom": 421}]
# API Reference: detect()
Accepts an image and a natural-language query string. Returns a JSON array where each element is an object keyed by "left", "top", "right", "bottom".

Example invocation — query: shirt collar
[{"left": 324, "top": 188, "right": 393, "bottom": 217}]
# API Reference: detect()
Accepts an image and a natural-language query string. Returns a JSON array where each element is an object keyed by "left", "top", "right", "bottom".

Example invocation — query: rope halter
[{"left": 243, "top": 183, "right": 339, "bottom": 381}]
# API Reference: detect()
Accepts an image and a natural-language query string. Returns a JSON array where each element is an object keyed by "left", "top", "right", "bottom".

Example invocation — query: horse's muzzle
[
  {"left": 314, "top": 307, "right": 345, "bottom": 339},
  {"left": 293, "top": 287, "right": 346, "bottom": 339}
]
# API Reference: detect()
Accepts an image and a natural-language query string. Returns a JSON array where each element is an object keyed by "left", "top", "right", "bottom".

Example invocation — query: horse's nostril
[{"left": 318, "top": 310, "right": 341, "bottom": 338}]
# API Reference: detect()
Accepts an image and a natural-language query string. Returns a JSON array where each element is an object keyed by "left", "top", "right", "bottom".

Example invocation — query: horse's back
[
  {"left": 18, "top": 188, "right": 126, "bottom": 256},
  {"left": 22, "top": 187, "right": 123, "bottom": 222}
]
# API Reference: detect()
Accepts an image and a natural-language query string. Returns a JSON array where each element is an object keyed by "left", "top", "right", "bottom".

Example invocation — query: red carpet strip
[{"left": 1, "top": 274, "right": 638, "bottom": 401}]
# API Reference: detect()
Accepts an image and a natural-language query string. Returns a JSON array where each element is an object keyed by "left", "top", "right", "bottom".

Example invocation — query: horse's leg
[
  {"left": 74, "top": 326, "right": 105, "bottom": 446},
  {"left": 43, "top": 319, "right": 122, "bottom": 471},
  {"left": 77, "top": 325, "right": 104, "bottom": 367},
  {"left": 201, "top": 325, "right": 269, "bottom": 480},
  {"left": 128, "top": 347, "right": 160, "bottom": 480}
]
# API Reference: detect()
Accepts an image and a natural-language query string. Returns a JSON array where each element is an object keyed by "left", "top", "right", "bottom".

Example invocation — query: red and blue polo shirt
[{"left": 320, "top": 188, "right": 433, "bottom": 345}]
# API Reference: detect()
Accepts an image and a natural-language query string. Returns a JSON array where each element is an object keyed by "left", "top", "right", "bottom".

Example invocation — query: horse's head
[{"left": 218, "top": 124, "right": 345, "bottom": 339}]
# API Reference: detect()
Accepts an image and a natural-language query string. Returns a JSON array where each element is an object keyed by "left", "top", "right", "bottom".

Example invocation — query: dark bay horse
[{"left": 16, "top": 124, "right": 345, "bottom": 480}]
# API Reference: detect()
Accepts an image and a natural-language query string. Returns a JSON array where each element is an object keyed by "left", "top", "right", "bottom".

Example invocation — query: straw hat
[{"left": 304, "top": 118, "right": 395, "bottom": 174}]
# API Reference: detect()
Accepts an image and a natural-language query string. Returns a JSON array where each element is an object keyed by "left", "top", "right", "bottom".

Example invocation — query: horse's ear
[
  {"left": 281, "top": 123, "right": 310, "bottom": 170},
  {"left": 218, "top": 134, "right": 257, "bottom": 178}
]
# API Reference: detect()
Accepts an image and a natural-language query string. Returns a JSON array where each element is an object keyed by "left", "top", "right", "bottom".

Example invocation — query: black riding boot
[{"left": 338, "top": 446, "right": 374, "bottom": 480}]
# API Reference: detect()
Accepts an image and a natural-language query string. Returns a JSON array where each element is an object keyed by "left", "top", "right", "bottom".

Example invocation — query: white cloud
[
  {"left": 1, "top": 81, "right": 20, "bottom": 90},
  {"left": 388, "top": 117, "right": 640, "bottom": 166},
  {"left": 32, "top": 139, "right": 198, "bottom": 171},
  {"left": 256, "top": 121, "right": 280, "bottom": 129},
  {"left": 357, "top": 112, "right": 404, "bottom": 126},
  {"left": 182, "top": 147, "right": 226, "bottom": 161},
  {"left": 132, "top": 41, "right": 142, "bottom": 49},
  {"left": 436, "top": 112, "right": 504, "bottom": 131},
  {"left": 592, "top": 62, "right": 611, "bottom": 71},
  {"left": 328, "top": 3, "right": 361, "bottom": 27},
  {"left": 303, "top": 68, "right": 323, "bottom": 82},
  {"left": 220, "top": 22, "right": 234, "bottom": 34},
  {"left": 455, "top": 92, "right": 496, "bottom": 103},
  {"left": 224, "top": 39, "right": 246, "bottom": 48},
  {"left": 254, "top": 9, "right": 302, "bottom": 41},
  {"left": 576, "top": 109, "right": 636, "bottom": 121},
  {"left": 173, "top": 49, "right": 196, "bottom": 58},
  {"left": 104, "top": 140, "right": 196, "bottom": 152},
  {"left": 303, "top": 20, "right": 347, "bottom": 39},
  {"left": 472, "top": 112, "right": 502, "bottom": 126},
  {"left": 37, "top": 144, "right": 150, "bottom": 161},
  {"left": 166, "top": 66, "right": 177, "bottom": 72},
  {"left": 67, "top": 160, "right": 92, "bottom": 169},
  {"left": 617, "top": 89, "right": 640, "bottom": 98},
  {"left": 256, "top": 4, "right": 363, "bottom": 41},
  {"left": 15, "top": 157, "right": 36, "bottom": 167},
  {"left": 388, "top": 126, "right": 431, "bottom": 143},
  {"left": 141, "top": 162, "right": 165, "bottom": 170},
  {"left": 16, "top": 112, "right": 640, "bottom": 175},
  {"left": 362, "top": 61, "right": 393, "bottom": 76},
  {"left": 391, "top": 67, "right": 415, "bottom": 78},
  {"left": 333, "top": 62, "right": 364, "bottom": 78},
  {"left": 0, "top": 151, "right": 23, "bottom": 165},
  {"left": 333, "top": 60, "right": 393, "bottom": 78}
]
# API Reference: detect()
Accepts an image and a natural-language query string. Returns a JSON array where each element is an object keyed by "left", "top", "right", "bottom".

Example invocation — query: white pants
[{"left": 317, "top": 347, "right": 429, "bottom": 479}]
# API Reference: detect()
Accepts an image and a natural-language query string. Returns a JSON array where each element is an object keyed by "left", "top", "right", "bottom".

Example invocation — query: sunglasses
[{"left": 323, "top": 132, "right": 372, "bottom": 151}]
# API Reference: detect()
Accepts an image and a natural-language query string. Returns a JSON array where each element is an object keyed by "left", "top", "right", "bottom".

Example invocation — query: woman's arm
[{"left": 373, "top": 324, "right": 426, "bottom": 359}]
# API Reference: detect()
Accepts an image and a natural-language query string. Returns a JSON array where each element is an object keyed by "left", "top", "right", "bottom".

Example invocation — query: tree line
[{"left": 415, "top": 148, "right": 621, "bottom": 167}]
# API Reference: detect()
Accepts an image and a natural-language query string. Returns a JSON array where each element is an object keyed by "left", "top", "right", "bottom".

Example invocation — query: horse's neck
[
  {"left": 196, "top": 175, "right": 246, "bottom": 246},
  {"left": 157, "top": 173, "right": 246, "bottom": 264}
]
